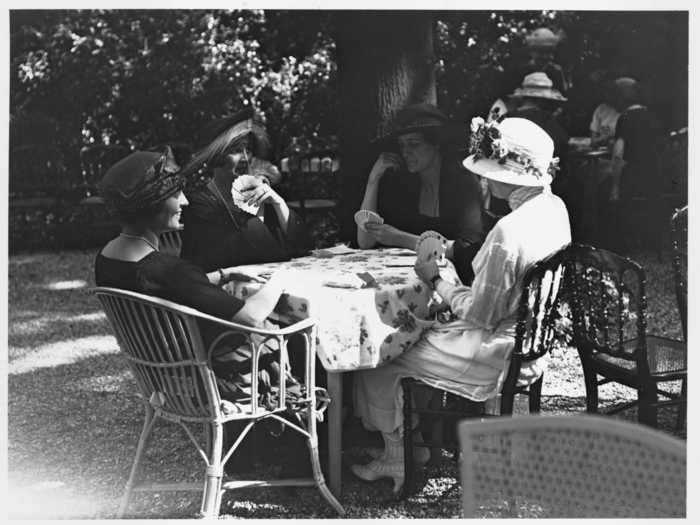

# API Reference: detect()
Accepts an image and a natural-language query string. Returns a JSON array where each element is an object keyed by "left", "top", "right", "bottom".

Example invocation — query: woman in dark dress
[
  {"left": 356, "top": 103, "right": 485, "bottom": 284},
  {"left": 95, "top": 146, "right": 306, "bottom": 471},
  {"left": 179, "top": 109, "right": 310, "bottom": 272}
]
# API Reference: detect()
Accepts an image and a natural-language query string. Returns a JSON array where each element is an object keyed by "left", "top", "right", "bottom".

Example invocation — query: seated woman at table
[
  {"left": 179, "top": 108, "right": 311, "bottom": 273},
  {"left": 94, "top": 147, "right": 307, "bottom": 470},
  {"left": 351, "top": 118, "right": 571, "bottom": 494},
  {"left": 356, "top": 103, "right": 485, "bottom": 284}
]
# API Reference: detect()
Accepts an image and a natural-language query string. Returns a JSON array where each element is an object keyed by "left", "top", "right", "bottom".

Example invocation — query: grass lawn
[{"left": 7, "top": 247, "right": 686, "bottom": 519}]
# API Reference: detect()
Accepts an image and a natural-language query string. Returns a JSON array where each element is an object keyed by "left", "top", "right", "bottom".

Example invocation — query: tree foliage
[{"left": 10, "top": 9, "right": 687, "bottom": 195}]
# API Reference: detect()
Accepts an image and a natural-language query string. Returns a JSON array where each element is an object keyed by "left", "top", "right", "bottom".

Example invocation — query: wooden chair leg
[
  {"left": 401, "top": 380, "right": 414, "bottom": 499},
  {"left": 676, "top": 378, "right": 687, "bottom": 431},
  {"left": 200, "top": 422, "right": 224, "bottom": 518},
  {"left": 582, "top": 366, "right": 599, "bottom": 413},
  {"left": 528, "top": 376, "right": 544, "bottom": 413},
  {"left": 638, "top": 388, "right": 659, "bottom": 428},
  {"left": 118, "top": 406, "right": 156, "bottom": 518}
]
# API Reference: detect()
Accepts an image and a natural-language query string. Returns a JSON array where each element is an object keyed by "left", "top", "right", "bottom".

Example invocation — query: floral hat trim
[{"left": 468, "top": 117, "right": 560, "bottom": 180}]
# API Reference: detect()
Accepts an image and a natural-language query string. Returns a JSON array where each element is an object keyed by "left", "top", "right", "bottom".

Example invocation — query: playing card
[
  {"left": 416, "top": 230, "right": 447, "bottom": 264},
  {"left": 354, "top": 209, "right": 384, "bottom": 232},
  {"left": 232, "top": 174, "right": 263, "bottom": 215}
]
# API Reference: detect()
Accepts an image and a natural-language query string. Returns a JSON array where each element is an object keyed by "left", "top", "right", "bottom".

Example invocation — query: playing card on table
[
  {"left": 416, "top": 230, "right": 447, "bottom": 264},
  {"left": 354, "top": 209, "right": 384, "bottom": 232},
  {"left": 232, "top": 174, "right": 263, "bottom": 215}
]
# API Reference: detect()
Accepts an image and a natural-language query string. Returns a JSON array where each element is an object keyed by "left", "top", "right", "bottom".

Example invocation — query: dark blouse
[
  {"left": 376, "top": 155, "right": 486, "bottom": 284},
  {"left": 181, "top": 182, "right": 311, "bottom": 272},
  {"left": 95, "top": 251, "right": 244, "bottom": 345}
]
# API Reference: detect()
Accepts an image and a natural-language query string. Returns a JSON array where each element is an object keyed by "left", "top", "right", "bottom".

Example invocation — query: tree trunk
[{"left": 335, "top": 11, "right": 437, "bottom": 242}]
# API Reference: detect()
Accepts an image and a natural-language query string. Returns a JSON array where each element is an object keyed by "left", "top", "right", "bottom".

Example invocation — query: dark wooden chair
[
  {"left": 79, "top": 144, "right": 130, "bottom": 204},
  {"left": 567, "top": 243, "right": 686, "bottom": 429},
  {"left": 400, "top": 244, "right": 572, "bottom": 497},
  {"left": 283, "top": 150, "right": 340, "bottom": 219}
]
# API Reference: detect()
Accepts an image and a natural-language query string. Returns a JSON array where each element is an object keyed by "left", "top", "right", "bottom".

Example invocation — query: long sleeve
[{"left": 436, "top": 240, "right": 518, "bottom": 331}]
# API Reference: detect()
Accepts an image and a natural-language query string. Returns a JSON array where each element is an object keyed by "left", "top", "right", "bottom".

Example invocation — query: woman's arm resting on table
[
  {"left": 232, "top": 270, "right": 288, "bottom": 325},
  {"left": 364, "top": 223, "right": 419, "bottom": 250}
]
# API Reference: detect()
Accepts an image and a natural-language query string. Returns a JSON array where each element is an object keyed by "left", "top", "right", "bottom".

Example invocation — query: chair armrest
[{"left": 191, "top": 309, "right": 316, "bottom": 335}]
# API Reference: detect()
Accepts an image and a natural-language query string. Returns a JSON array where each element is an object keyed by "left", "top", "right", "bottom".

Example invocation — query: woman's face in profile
[
  {"left": 154, "top": 190, "right": 188, "bottom": 232},
  {"left": 397, "top": 132, "right": 439, "bottom": 174}
]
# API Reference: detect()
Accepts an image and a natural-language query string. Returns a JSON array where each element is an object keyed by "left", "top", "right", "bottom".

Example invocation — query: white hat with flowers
[{"left": 462, "top": 117, "right": 560, "bottom": 187}]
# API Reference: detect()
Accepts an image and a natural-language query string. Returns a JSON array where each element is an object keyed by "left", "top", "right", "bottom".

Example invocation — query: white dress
[{"left": 353, "top": 186, "right": 571, "bottom": 433}]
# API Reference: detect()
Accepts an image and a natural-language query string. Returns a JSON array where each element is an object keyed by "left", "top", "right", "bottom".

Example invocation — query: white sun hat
[
  {"left": 511, "top": 72, "right": 567, "bottom": 102},
  {"left": 462, "top": 117, "right": 558, "bottom": 187}
]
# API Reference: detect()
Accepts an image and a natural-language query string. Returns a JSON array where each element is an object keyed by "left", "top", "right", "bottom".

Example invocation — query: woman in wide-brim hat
[
  {"left": 356, "top": 102, "right": 485, "bottom": 285},
  {"left": 178, "top": 107, "right": 310, "bottom": 273},
  {"left": 351, "top": 117, "right": 571, "bottom": 494}
]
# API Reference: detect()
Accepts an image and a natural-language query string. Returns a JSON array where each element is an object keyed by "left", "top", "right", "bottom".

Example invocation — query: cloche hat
[{"left": 99, "top": 146, "right": 183, "bottom": 216}]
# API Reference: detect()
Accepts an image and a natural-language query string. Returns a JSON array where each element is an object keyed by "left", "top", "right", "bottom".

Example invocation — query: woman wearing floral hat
[
  {"left": 356, "top": 102, "right": 485, "bottom": 284},
  {"left": 351, "top": 117, "right": 571, "bottom": 495}
]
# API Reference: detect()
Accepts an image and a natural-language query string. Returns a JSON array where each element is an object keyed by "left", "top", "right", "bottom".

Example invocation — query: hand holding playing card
[
  {"left": 415, "top": 230, "right": 447, "bottom": 265},
  {"left": 232, "top": 175, "right": 264, "bottom": 214},
  {"left": 354, "top": 209, "right": 384, "bottom": 232}
]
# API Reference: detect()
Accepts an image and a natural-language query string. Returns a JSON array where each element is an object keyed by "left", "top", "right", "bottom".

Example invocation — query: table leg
[{"left": 327, "top": 371, "right": 343, "bottom": 497}]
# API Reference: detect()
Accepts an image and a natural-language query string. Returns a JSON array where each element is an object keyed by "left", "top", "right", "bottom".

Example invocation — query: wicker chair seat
[{"left": 593, "top": 336, "right": 687, "bottom": 377}]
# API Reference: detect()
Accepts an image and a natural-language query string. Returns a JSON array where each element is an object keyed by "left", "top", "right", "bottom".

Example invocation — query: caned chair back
[
  {"left": 95, "top": 286, "right": 306, "bottom": 423},
  {"left": 670, "top": 206, "right": 687, "bottom": 340},
  {"left": 458, "top": 414, "right": 686, "bottom": 518},
  {"left": 95, "top": 287, "right": 221, "bottom": 421},
  {"left": 500, "top": 244, "right": 570, "bottom": 396},
  {"left": 567, "top": 243, "right": 650, "bottom": 374}
]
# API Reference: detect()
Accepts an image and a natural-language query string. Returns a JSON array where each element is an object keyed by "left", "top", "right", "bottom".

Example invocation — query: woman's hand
[
  {"left": 364, "top": 223, "right": 404, "bottom": 247},
  {"left": 414, "top": 260, "right": 440, "bottom": 284},
  {"left": 367, "top": 152, "right": 402, "bottom": 185},
  {"left": 240, "top": 182, "right": 285, "bottom": 208}
]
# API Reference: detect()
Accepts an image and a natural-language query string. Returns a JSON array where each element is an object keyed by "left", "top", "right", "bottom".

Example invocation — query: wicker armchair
[
  {"left": 458, "top": 414, "right": 686, "bottom": 518},
  {"left": 95, "top": 287, "right": 344, "bottom": 518},
  {"left": 400, "top": 244, "right": 571, "bottom": 496},
  {"left": 568, "top": 243, "right": 686, "bottom": 429}
]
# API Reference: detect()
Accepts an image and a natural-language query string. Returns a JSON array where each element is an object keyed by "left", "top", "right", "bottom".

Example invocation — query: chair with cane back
[{"left": 94, "top": 287, "right": 344, "bottom": 518}]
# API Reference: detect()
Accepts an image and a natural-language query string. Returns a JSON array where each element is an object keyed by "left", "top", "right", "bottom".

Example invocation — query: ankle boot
[{"left": 351, "top": 429, "right": 405, "bottom": 495}]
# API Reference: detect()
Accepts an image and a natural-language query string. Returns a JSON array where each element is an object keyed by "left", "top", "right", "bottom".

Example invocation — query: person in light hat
[{"left": 351, "top": 117, "right": 571, "bottom": 495}]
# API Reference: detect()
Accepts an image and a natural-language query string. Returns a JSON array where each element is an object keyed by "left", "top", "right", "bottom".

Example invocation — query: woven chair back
[
  {"left": 96, "top": 287, "right": 222, "bottom": 421},
  {"left": 670, "top": 206, "right": 687, "bottom": 340},
  {"left": 513, "top": 245, "right": 570, "bottom": 362},
  {"left": 567, "top": 243, "right": 649, "bottom": 371},
  {"left": 459, "top": 414, "right": 686, "bottom": 518}
]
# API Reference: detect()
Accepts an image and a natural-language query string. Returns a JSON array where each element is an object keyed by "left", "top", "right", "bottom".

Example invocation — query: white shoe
[{"left": 351, "top": 458, "right": 404, "bottom": 495}]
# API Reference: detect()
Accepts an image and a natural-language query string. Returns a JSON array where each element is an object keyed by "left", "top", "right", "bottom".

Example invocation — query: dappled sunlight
[
  {"left": 6, "top": 482, "right": 110, "bottom": 519},
  {"left": 9, "top": 335, "right": 119, "bottom": 374},
  {"left": 72, "top": 371, "right": 133, "bottom": 393},
  {"left": 36, "top": 279, "right": 89, "bottom": 291},
  {"left": 9, "top": 311, "right": 108, "bottom": 339}
]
